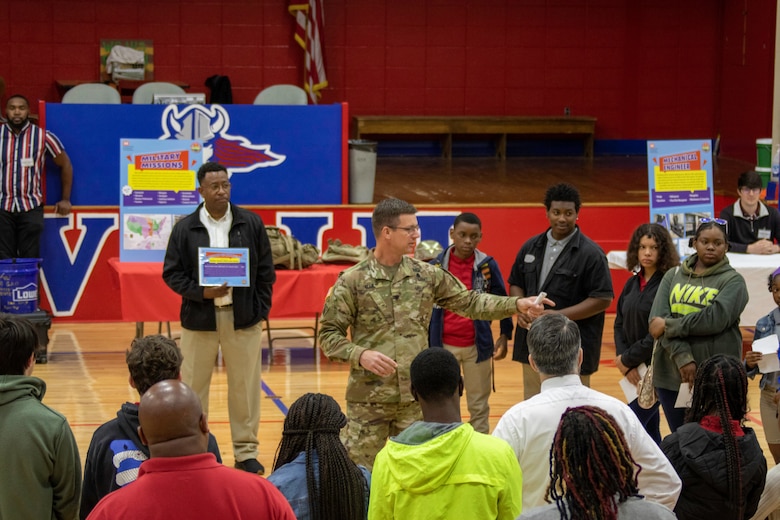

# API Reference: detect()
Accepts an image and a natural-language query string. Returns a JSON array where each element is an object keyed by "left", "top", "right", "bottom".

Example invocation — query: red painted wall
[
  {"left": 43, "top": 203, "right": 644, "bottom": 321},
  {"left": 0, "top": 0, "right": 773, "bottom": 161}
]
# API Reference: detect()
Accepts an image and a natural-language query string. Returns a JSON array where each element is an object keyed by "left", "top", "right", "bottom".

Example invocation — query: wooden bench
[{"left": 351, "top": 115, "right": 597, "bottom": 159}]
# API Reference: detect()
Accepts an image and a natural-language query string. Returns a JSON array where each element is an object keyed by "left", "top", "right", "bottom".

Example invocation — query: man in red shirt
[
  {"left": 429, "top": 213, "right": 513, "bottom": 433},
  {"left": 86, "top": 380, "right": 295, "bottom": 520}
]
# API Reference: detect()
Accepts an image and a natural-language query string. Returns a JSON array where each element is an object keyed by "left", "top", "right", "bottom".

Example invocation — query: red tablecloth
[{"left": 108, "top": 258, "right": 347, "bottom": 322}]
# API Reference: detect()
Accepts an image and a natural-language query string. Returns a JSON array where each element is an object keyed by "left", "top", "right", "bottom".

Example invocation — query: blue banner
[{"left": 45, "top": 103, "right": 343, "bottom": 206}]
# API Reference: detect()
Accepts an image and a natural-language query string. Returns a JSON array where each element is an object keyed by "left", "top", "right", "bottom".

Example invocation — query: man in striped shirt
[{"left": 0, "top": 94, "right": 73, "bottom": 259}]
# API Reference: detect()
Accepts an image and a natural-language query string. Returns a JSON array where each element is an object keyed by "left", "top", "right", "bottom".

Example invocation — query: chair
[
  {"left": 253, "top": 84, "right": 308, "bottom": 105},
  {"left": 62, "top": 83, "right": 121, "bottom": 104},
  {"left": 131, "top": 82, "right": 186, "bottom": 104}
]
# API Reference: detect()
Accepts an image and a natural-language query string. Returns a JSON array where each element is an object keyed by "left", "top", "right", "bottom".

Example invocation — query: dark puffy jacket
[{"left": 661, "top": 422, "right": 766, "bottom": 520}]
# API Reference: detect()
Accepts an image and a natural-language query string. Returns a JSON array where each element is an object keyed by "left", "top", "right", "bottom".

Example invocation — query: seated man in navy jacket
[{"left": 80, "top": 335, "right": 222, "bottom": 519}]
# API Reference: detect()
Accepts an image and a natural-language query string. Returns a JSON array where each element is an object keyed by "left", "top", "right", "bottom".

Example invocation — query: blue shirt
[{"left": 268, "top": 450, "right": 371, "bottom": 520}]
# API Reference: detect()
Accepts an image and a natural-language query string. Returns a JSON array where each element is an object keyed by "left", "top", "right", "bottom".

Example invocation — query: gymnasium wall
[{"left": 0, "top": 0, "right": 774, "bottom": 161}]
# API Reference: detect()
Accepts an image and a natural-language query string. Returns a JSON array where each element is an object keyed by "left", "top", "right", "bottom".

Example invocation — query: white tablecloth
[{"left": 607, "top": 251, "right": 780, "bottom": 327}]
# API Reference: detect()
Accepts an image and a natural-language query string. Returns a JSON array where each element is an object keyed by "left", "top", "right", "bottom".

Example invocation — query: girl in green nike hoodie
[{"left": 649, "top": 220, "right": 748, "bottom": 432}]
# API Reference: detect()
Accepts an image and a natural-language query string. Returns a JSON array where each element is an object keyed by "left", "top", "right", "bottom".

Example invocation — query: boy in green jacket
[
  {"left": 0, "top": 314, "right": 82, "bottom": 519},
  {"left": 368, "top": 348, "right": 522, "bottom": 520}
]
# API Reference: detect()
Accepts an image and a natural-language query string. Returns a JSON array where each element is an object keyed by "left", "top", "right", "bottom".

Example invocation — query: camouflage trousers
[{"left": 342, "top": 400, "right": 422, "bottom": 470}]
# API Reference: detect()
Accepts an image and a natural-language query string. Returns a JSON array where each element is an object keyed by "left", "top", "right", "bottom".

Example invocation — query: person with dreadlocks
[
  {"left": 661, "top": 354, "right": 766, "bottom": 520},
  {"left": 519, "top": 405, "right": 676, "bottom": 519},
  {"left": 268, "top": 393, "right": 370, "bottom": 520}
]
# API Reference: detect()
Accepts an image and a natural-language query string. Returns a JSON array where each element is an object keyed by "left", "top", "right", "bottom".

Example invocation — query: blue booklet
[{"left": 198, "top": 247, "right": 250, "bottom": 287}]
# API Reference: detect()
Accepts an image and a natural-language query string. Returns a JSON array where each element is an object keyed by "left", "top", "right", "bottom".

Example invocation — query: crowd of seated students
[{"left": 2, "top": 267, "right": 779, "bottom": 519}]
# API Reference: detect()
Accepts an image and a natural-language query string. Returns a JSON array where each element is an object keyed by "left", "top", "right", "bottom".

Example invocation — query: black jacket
[
  {"left": 661, "top": 422, "right": 766, "bottom": 520},
  {"left": 80, "top": 403, "right": 222, "bottom": 519},
  {"left": 614, "top": 270, "right": 663, "bottom": 368},
  {"left": 507, "top": 227, "right": 614, "bottom": 374},
  {"left": 719, "top": 200, "right": 780, "bottom": 253},
  {"left": 163, "top": 203, "right": 276, "bottom": 330}
]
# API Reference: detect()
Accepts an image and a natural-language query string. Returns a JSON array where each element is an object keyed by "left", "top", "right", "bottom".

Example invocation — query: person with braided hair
[
  {"left": 268, "top": 393, "right": 370, "bottom": 520},
  {"left": 519, "top": 405, "right": 676, "bottom": 519},
  {"left": 661, "top": 354, "right": 766, "bottom": 520}
]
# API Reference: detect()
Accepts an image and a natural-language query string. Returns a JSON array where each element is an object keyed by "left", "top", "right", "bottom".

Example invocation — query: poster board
[
  {"left": 119, "top": 138, "right": 203, "bottom": 262},
  {"left": 44, "top": 103, "right": 344, "bottom": 207},
  {"left": 647, "top": 139, "right": 714, "bottom": 256}
]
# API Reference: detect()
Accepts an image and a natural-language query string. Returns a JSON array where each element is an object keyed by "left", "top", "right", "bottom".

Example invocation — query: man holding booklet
[{"left": 163, "top": 161, "right": 276, "bottom": 475}]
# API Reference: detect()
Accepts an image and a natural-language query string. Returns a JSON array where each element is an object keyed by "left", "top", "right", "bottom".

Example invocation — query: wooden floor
[{"left": 36, "top": 318, "right": 771, "bottom": 473}]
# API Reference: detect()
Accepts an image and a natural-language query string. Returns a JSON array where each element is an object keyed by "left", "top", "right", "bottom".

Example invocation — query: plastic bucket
[
  {"left": 757, "top": 138, "right": 772, "bottom": 168},
  {"left": 348, "top": 139, "right": 377, "bottom": 204},
  {"left": 757, "top": 166, "right": 772, "bottom": 188},
  {"left": 0, "top": 258, "right": 41, "bottom": 313}
]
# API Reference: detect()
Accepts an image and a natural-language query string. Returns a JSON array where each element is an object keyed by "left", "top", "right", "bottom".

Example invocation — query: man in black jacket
[
  {"left": 163, "top": 161, "right": 275, "bottom": 475},
  {"left": 80, "top": 335, "right": 223, "bottom": 519},
  {"left": 508, "top": 183, "right": 613, "bottom": 399}
]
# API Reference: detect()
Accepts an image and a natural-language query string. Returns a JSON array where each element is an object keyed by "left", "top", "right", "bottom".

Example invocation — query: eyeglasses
[
  {"left": 390, "top": 225, "right": 421, "bottom": 234},
  {"left": 739, "top": 187, "right": 762, "bottom": 194},
  {"left": 699, "top": 217, "right": 729, "bottom": 234}
]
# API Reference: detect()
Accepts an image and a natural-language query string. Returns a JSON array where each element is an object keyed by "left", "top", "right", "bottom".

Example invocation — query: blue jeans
[
  {"left": 628, "top": 398, "right": 661, "bottom": 444},
  {"left": 657, "top": 386, "right": 687, "bottom": 433}
]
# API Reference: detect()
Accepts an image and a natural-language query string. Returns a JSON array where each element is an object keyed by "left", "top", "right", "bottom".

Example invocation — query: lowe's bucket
[{"left": 0, "top": 258, "right": 41, "bottom": 313}]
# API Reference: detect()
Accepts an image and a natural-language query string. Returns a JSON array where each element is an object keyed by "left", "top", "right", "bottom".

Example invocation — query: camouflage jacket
[{"left": 319, "top": 254, "right": 519, "bottom": 403}]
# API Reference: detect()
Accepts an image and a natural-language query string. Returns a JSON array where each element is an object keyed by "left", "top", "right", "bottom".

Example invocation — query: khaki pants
[
  {"left": 343, "top": 400, "right": 422, "bottom": 470},
  {"left": 522, "top": 363, "right": 590, "bottom": 400},
  {"left": 444, "top": 344, "right": 491, "bottom": 433},
  {"left": 181, "top": 307, "right": 263, "bottom": 462}
]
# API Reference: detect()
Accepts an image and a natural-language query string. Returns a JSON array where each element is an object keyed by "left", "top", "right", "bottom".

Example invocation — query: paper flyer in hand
[
  {"left": 752, "top": 334, "right": 780, "bottom": 374},
  {"left": 198, "top": 247, "right": 250, "bottom": 287},
  {"left": 674, "top": 382, "right": 693, "bottom": 408},
  {"left": 619, "top": 363, "right": 648, "bottom": 403}
]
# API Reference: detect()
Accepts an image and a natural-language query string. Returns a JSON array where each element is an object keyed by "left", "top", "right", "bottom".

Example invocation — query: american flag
[{"left": 289, "top": 0, "right": 328, "bottom": 104}]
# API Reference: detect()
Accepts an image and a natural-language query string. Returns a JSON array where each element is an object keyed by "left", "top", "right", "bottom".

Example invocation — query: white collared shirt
[
  {"left": 199, "top": 203, "right": 233, "bottom": 306},
  {"left": 493, "top": 374, "right": 681, "bottom": 511}
]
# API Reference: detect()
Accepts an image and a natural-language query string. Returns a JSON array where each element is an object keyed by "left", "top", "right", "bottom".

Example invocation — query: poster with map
[{"left": 119, "top": 139, "right": 203, "bottom": 261}]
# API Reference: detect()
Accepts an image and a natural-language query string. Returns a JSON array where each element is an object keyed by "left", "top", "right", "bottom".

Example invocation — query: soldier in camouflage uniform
[{"left": 319, "top": 198, "right": 550, "bottom": 469}]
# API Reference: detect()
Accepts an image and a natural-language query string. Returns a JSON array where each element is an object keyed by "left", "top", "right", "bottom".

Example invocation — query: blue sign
[{"left": 45, "top": 103, "right": 344, "bottom": 206}]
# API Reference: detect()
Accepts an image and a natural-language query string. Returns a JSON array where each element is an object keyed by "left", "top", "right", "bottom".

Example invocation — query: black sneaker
[{"left": 234, "top": 459, "right": 265, "bottom": 475}]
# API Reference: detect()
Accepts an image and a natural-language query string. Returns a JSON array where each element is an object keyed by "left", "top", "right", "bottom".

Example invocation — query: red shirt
[
  {"left": 86, "top": 453, "right": 295, "bottom": 520},
  {"left": 700, "top": 415, "right": 745, "bottom": 437},
  {"left": 443, "top": 253, "right": 476, "bottom": 346}
]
